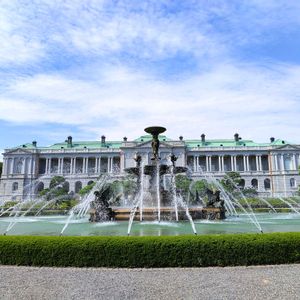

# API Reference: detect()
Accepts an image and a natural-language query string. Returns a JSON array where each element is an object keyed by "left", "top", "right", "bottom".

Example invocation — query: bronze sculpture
[{"left": 144, "top": 126, "right": 166, "bottom": 160}]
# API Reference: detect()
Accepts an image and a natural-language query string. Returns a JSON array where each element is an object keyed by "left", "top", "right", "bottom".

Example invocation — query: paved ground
[{"left": 0, "top": 264, "right": 300, "bottom": 300}]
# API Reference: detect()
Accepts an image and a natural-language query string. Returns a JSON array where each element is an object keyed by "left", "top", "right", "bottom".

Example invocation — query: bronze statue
[
  {"left": 151, "top": 134, "right": 160, "bottom": 160},
  {"left": 144, "top": 126, "right": 166, "bottom": 161},
  {"left": 206, "top": 188, "right": 224, "bottom": 208},
  {"left": 133, "top": 153, "right": 142, "bottom": 167},
  {"left": 170, "top": 154, "right": 177, "bottom": 166}
]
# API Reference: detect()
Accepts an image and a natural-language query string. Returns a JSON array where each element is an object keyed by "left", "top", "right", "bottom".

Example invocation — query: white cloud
[
  {"left": 0, "top": 62, "right": 299, "bottom": 142},
  {"left": 0, "top": 0, "right": 300, "bottom": 145}
]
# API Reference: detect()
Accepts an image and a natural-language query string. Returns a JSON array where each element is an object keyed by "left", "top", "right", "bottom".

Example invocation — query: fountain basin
[
  {"left": 112, "top": 206, "right": 225, "bottom": 221},
  {"left": 1, "top": 213, "right": 300, "bottom": 236},
  {"left": 124, "top": 165, "right": 187, "bottom": 176}
]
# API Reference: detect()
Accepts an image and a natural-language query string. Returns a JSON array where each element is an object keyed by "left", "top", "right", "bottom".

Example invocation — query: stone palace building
[{"left": 1, "top": 133, "right": 299, "bottom": 201}]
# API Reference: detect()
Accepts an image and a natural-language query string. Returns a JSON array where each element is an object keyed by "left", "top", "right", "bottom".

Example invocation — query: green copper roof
[
  {"left": 46, "top": 141, "right": 123, "bottom": 149},
  {"left": 185, "top": 138, "right": 290, "bottom": 148},
  {"left": 134, "top": 135, "right": 171, "bottom": 142},
  {"left": 13, "top": 138, "right": 292, "bottom": 151}
]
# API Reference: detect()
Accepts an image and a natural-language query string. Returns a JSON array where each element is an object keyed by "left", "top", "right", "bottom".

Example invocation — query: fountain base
[{"left": 112, "top": 206, "right": 225, "bottom": 221}]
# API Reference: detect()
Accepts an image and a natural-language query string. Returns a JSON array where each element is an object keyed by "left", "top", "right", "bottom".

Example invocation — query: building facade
[{"left": 1, "top": 133, "right": 299, "bottom": 201}]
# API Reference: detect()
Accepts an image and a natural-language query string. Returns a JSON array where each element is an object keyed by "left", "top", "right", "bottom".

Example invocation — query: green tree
[
  {"left": 220, "top": 172, "right": 243, "bottom": 193},
  {"left": 79, "top": 182, "right": 96, "bottom": 196},
  {"left": 175, "top": 174, "right": 192, "bottom": 198},
  {"left": 40, "top": 176, "right": 69, "bottom": 201},
  {"left": 221, "top": 171, "right": 257, "bottom": 198}
]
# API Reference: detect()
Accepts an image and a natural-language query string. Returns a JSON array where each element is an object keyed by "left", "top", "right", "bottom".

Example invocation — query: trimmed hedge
[{"left": 0, "top": 233, "right": 300, "bottom": 268}]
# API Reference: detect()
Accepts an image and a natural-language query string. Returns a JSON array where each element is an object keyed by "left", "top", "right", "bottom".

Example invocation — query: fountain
[{"left": 90, "top": 126, "right": 225, "bottom": 225}]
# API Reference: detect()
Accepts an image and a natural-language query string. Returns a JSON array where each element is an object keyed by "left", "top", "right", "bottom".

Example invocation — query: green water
[{"left": 0, "top": 213, "right": 300, "bottom": 236}]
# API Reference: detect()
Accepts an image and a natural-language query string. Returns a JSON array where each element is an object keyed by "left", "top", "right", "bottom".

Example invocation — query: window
[
  {"left": 75, "top": 181, "right": 82, "bottom": 193},
  {"left": 290, "top": 178, "right": 296, "bottom": 188},
  {"left": 264, "top": 178, "right": 271, "bottom": 190},
  {"left": 36, "top": 182, "right": 44, "bottom": 192},
  {"left": 251, "top": 178, "right": 258, "bottom": 189},
  {"left": 238, "top": 179, "right": 245, "bottom": 188},
  {"left": 12, "top": 182, "right": 18, "bottom": 191}
]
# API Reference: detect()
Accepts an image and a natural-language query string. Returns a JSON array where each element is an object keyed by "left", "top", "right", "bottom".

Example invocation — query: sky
[{"left": 1, "top": 0, "right": 300, "bottom": 160}]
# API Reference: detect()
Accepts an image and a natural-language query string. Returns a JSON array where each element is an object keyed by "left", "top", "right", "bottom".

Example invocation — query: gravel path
[{"left": 0, "top": 264, "right": 300, "bottom": 300}]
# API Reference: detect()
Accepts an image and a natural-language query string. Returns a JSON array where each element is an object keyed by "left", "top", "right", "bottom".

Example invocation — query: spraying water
[
  {"left": 278, "top": 197, "right": 300, "bottom": 214},
  {"left": 139, "top": 162, "right": 145, "bottom": 222},
  {"left": 176, "top": 193, "right": 197, "bottom": 235},
  {"left": 156, "top": 160, "right": 161, "bottom": 222}
]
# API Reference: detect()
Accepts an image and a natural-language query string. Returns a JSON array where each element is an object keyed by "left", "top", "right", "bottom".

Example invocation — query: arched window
[
  {"left": 75, "top": 181, "right": 82, "bottom": 193},
  {"left": 251, "top": 178, "right": 258, "bottom": 189},
  {"left": 264, "top": 178, "right": 271, "bottom": 190},
  {"left": 239, "top": 179, "right": 245, "bottom": 188},
  {"left": 36, "top": 182, "right": 44, "bottom": 192},
  {"left": 290, "top": 178, "right": 296, "bottom": 188},
  {"left": 64, "top": 181, "right": 70, "bottom": 192},
  {"left": 12, "top": 182, "right": 18, "bottom": 191}
]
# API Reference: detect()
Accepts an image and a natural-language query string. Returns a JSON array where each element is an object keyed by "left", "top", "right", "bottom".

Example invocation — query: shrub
[{"left": 0, "top": 233, "right": 299, "bottom": 268}]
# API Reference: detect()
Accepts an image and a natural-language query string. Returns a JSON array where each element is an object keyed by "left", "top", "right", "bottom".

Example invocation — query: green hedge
[{"left": 0, "top": 233, "right": 300, "bottom": 268}]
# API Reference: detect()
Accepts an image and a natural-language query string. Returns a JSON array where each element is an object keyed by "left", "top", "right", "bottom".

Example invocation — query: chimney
[
  {"left": 32, "top": 141, "right": 37, "bottom": 147},
  {"left": 179, "top": 136, "right": 183, "bottom": 141},
  {"left": 234, "top": 133, "right": 239, "bottom": 142},
  {"left": 101, "top": 135, "right": 106, "bottom": 146},
  {"left": 270, "top": 137, "right": 275, "bottom": 143},
  {"left": 201, "top": 134, "right": 205, "bottom": 143},
  {"left": 123, "top": 137, "right": 127, "bottom": 142},
  {"left": 67, "top": 136, "right": 72, "bottom": 147}
]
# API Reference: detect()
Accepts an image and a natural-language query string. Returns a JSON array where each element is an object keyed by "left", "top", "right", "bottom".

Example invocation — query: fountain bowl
[
  {"left": 144, "top": 126, "right": 166, "bottom": 135},
  {"left": 125, "top": 165, "right": 188, "bottom": 176}
]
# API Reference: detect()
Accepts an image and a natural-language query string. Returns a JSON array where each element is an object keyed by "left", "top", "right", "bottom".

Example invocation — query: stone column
[
  {"left": 70, "top": 158, "right": 73, "bottom": 174},
  {"left": 111, "top": 157, "right": 114, "bottom": 173},
  {"left": 2, "top": 158, "right": 7, "bottom": 175},
  {"left": 274, "top": 154, "right": 278, "bottom": 171},
  {"left": 255, "top": 156, "right": 259, "bottom": 172},
  {"left": 280, "top": 154, "right": 285, "bottom": 172},
  {"left": 292, "top": 153, "right": 297, "bottom": 170},
  {"left": 61, "top": 158, "right": 64, "bottom": 174},
  {"left": 21, "top": 158, "right": 25, "bottom": 174},
  {"left": 48, "top": 158, "right": 52, "bottom": 174},
  {"left": 246, "top": 155, "right": 250, "bottom": 172},
  {"left": 95, "top": 158, "right": 98, "bottom": 173},
  {"left": 10, "top": 158, "right": 15, "bottom": 174},
  {"left": 57, "top": 158, "right": 61, "bottom": 174},
  {"left": 218, "top": 156, "right": 221, "bottom": 172},
  {"left": 82, "top": 158, "right": 86, "bottom": 173},
  {"left": 98, "top": 157, "right": 102, "bottom": 173},
  {"left": 45, "top": 158, "right": 49, "bottom": 174},
  {"left": 243, "top": 156, "right": 246, "bottom": 172},
  {"left": 73, "top": 158, "right": 77, "bottom": 174},
  {"left": 234, "top": 156, "right": 237, "bottom": 171},
  {"left": 32, "top": 158, "right": 36, "bottom": 176},
  {"left": 208, "top": 156, "right": 212, "bottom": 172},
  {"left": 196, "top": 156, "right": 199, "bottom": 172},
  {"left": 258, "top": 155, "right": 262, "bottom": 172},
  {"left": 205, "top": 155, "right": 209, "bottom": 172},
  {"left": 231, "top": 156, "right": 234, "bottom": 171},
  {"left": 221, "top": 156, "right": 224, "bottom": 172},
  {"left": 193, "top": 156, "right": 196, "bottom": 172},
  {"left": 86, "top": 157, "right": 89, "bottom": 174}
]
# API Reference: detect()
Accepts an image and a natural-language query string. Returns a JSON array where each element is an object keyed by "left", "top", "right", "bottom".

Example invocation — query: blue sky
[{"left": 1, "top": 0, "right": 300, "bottom": 160}]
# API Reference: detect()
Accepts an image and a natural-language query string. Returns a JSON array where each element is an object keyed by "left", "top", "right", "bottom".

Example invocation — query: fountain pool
[{"left": 1, "top": 213, "right": 300, "bottom": 236}]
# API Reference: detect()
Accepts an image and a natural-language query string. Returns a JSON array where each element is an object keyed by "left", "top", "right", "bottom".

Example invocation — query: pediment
[
  {"left": 5, "top": 148, "right": 33, "bottom": 155},
  {"left": 273, "top": 144, "right": 300, "bottom": 151}
]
